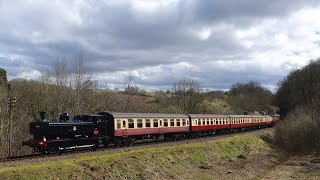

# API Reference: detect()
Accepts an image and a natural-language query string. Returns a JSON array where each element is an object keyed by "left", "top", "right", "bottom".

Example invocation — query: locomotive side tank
[{"left": 23, "top": 115, "right": 103, "bottom": 153}]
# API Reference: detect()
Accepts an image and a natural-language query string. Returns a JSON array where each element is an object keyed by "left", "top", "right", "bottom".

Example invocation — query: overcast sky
[{"left": 1, "top": 0, "right": 320, "bottom": 91}]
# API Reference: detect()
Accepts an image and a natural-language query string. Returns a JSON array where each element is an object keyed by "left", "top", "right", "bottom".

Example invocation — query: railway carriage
[
  {"left": 99, "top": 112, "right": 190, "bottom": 142},
  {"left": 229, "top": 115, "right": 252, "bottom": 130},
  {"left": 189, "top": 114, "right": 230, "bottom": 134},
  {"left": 251, "top": 115, "right": 267, "bottom": 128},
  {"left": 265, "top": 115, "right": 274, "bottom": 126}
]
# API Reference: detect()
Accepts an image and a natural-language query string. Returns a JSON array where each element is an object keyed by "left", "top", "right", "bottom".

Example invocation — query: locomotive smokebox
[{"left": 39, "top": 111, "right": 47, "bottom": 121}]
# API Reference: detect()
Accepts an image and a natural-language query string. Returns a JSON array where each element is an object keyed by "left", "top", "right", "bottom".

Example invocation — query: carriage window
[
  {"left": 146, "top": 119, "right": 151, "bottom": 127},
  {"left": 207, "top": 119, "right": 210, "bottom": 125},
  {"left": 159, "top": 119, "right": 162, "bottom": 127},
  {"left": 182, "top": 119, "right": 186, "bottom": 126},
  {"left": 170, "top": 119, "right": 175, "bottom": 126},
  {"left": 122, "top": 120, "right": 126, "bottom": 128},
  {"left": 137, "top": 119, "right": 143, "bottom": 128},
  {"left": 164, "top": 119, "right": 168, "bottom": 127},
  {"left": 186, "top": 119, "right": 189, "bottom": 126},
  {"left": 153, "top": 119, "right": 159, "bottom": 128},
  {"left": 117, "top": 119, "right": 121, "bottom": 129},
  {"left": 128, "top": 119, "right": 134, "bottom": 128},
  {"left": 176, "top": 119, "right": 181, "bottom": 126},
  {"left": 211, "top": 119, "right": 214, "bottom": 125}
]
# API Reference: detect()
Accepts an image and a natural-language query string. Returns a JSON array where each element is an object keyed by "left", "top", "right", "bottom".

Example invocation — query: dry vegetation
[{"left": 275, "top": 58, "right": 320, "bottom": 155}]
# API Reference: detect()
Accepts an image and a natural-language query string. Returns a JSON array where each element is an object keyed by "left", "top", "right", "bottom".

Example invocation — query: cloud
[{"left": 0, "top": 0, "right": 320, "bottom": 91}]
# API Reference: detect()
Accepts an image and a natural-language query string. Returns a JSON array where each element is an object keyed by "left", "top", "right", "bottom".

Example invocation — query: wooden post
[{"left": 7, "top": 96, "right": 16, "bottom": 157}]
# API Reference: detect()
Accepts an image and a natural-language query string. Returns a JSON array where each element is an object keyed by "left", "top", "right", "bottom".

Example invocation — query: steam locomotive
[{"left": 22, "top": 112, "right": 278, "bottom": 154}]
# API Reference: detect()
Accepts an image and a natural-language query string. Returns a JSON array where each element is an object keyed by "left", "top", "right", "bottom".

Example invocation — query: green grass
[{"left": 0, "top": 132, "right": 272, "bottom": 180}]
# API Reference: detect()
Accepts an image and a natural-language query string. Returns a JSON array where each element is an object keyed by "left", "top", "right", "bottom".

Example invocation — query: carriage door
[{"left": 121, "top": 119, "right": 127, "bottom": 136}]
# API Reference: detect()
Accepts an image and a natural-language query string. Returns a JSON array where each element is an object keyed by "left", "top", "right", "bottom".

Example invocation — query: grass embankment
[{"left": 1, "top": 132, "right": 274, "bottom": 180}]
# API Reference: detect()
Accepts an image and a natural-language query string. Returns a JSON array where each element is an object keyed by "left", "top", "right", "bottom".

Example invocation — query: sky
[{"left": 1, "top": 0, "right": 320, "bottom": 92}]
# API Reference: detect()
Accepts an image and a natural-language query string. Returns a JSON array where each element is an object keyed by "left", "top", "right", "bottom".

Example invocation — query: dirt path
[{"left": 260, "top": 156, "right": 320, "bottom": 180}]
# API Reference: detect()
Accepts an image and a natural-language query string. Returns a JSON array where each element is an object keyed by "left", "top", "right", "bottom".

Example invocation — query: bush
[{"left": 274, "top": 107, "right": 320, "bottom": 154}]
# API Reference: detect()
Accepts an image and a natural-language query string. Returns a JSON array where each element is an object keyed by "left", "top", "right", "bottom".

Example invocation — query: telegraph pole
[{"left": 7, "top": 96, "right": 16, "bottom": 157}]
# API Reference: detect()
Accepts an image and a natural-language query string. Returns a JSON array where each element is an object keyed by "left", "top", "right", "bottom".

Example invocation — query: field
[{"left": 0, "top": 130, "right": 319, "bottom": 180}]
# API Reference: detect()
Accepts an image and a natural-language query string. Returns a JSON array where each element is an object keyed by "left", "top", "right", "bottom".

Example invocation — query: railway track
[{"left": 0, "top": 128, "right": 271, "bottom": 166}]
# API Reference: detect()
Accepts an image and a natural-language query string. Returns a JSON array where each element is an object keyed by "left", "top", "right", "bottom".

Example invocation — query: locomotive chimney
[{"left": 39, "top": 111, "right": 47, "bottom": 121}]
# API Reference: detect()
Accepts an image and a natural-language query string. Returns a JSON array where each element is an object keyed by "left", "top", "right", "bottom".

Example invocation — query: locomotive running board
[{"left": 58, "top": 144, "right": 95, "bottom": 150}]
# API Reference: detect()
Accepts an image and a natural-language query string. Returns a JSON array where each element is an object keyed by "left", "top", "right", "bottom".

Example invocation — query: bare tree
[
  {"left": 123, "top": 72, "right": 136, "bottom": 112},
  {"left": 70, "top": 56, "right": 96, "bottom": 116},
  {"left": 172, "top": 77, "right": 203, "bottom": 113}
]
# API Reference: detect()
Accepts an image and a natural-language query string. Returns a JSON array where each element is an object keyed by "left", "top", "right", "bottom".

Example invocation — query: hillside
[{"left": 1, "top": 130, "right": 319, "bottom": 179}]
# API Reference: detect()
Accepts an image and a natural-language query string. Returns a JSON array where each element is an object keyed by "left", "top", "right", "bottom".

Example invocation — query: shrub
[{"left": 274, "top": 107, "right": 320, "bottom": 154}]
